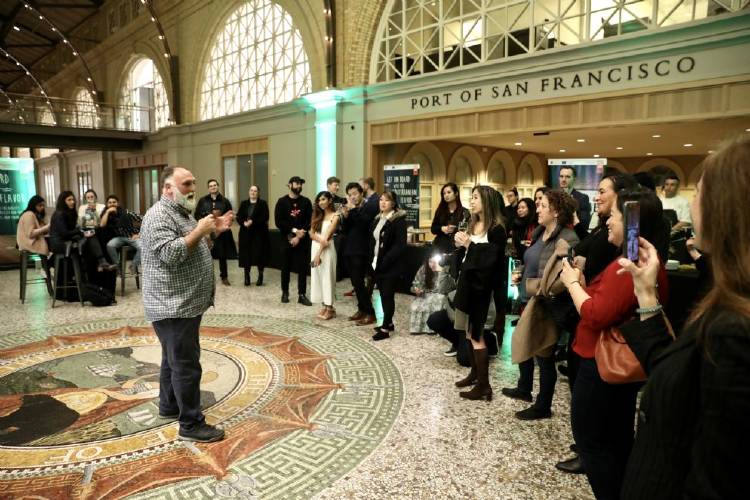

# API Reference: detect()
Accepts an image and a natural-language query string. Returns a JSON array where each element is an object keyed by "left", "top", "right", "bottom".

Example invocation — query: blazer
[
  {"left": 342, "top": 199, "right": 379, "bottom": 257},
  {"left": 620, "top": 310, "right": 750, "bottom": 499},
  {"left": 369, "top": 209, "right": 408, "bottom": 278},
  {"left": 452, "top": 224, "right": 507, "bottom": 336}
]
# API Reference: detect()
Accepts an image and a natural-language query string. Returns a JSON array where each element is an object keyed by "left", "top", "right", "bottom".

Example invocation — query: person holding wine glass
[
  {"left": 430, "top": 183, "right": 470, "bottom": 254},
  {"left": 452, "top": 185, "right": 507, "bottom": 401}
]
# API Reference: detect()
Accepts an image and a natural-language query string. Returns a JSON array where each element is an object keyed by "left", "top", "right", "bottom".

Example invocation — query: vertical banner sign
[
  {"left": 0, "top": 158, "right": 36, "bottom": 235},
  {"left": 383, "top": 164, "right": 420, "bottom": 228}
]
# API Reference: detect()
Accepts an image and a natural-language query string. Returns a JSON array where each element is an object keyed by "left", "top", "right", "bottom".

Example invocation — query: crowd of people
[{"left": 15, "top": 136, "right": 749, "bottom": 497}]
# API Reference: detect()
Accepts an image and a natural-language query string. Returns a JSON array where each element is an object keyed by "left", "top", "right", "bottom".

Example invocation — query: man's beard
[
  {"left": 292, "top": 187, "right": 302, "bottom": 195},
  {"left": 174, "top": 191, "right": 197, "bottom": 212}
]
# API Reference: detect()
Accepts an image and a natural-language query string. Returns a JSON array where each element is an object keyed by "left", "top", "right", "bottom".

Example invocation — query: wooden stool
[
  {"left": 52, "top": 242, "right": 85, "bottom": 307},
  {"left": 119, "top": 245, "right": 141, "bottom": 297},
  {"left": 19, "top": 250, "right": 52, "bottom": 303}
]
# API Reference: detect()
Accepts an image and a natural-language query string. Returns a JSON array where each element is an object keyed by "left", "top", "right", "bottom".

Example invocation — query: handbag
[{"left": 596, "top": 311, "right": 675, "bottom": 384}]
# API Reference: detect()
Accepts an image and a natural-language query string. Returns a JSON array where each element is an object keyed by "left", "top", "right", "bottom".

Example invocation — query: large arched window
[
  {"left": 118, "top": 57, "right": 170, "bottom": 131},
  {"left": 74, "top": 88, "right": 96, "bottom": 128},
  {"left": 199, "top": 0, "right": 311, "bottom": 120},
  {"left": 371, "top": 0, "right": 747, "bottom": 83}
]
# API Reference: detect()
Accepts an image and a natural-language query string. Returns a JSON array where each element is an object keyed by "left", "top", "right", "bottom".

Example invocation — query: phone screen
[{"left": 623, "top": 201, "right": 640, "bottom": 262}]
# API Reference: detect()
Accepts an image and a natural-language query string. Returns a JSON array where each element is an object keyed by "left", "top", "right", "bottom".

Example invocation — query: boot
[
  {"left": 460, "top": 348, "right": 492, "bottom": 401},
  {"left": 455, "top": 341, "right": 477, "bottom": 388},
  {"left": 256, "top": 270, "right": 264, "bottom": 286},
  {"left": 244, "top": 270, "right": 250, "bottom": 286}
]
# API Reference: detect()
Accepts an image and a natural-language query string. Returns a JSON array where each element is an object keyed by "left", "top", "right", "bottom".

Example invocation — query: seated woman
[
  {"left": 409, "top": 253, "right": 456, "bottom": 335},
  {"left": 503, "top": 189, "right": 579, "bottom": 420},
  {"left": 49, "top": 191, "right": 116, "bottom": 273},
  {"left": 559, "top": 187, "right": 669, "bottom": 500},
  {"left": 16, "top": 195, "right": 50, "bottom": 256}
]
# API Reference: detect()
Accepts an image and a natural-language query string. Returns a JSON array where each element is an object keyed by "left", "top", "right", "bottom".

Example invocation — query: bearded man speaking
[{"left": 140, "top": 165, "right": 233, "bottom": 443}]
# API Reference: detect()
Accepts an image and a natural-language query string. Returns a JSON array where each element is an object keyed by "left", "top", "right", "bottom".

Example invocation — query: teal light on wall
[{"left": 304, "top": 90, "right": 346, "bottom": 193}]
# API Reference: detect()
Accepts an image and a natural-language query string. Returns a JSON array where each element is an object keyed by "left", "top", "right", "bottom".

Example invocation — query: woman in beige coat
[{"left": 16, "top": 195, "right": 50, "bottom": 255}]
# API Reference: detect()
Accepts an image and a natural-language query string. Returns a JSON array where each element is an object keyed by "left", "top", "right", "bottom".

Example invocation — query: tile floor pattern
[{"left": 1, "top": 264, "right": 593, "bottom": 499}]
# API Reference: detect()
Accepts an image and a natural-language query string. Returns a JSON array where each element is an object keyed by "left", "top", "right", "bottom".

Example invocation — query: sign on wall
[
  {"left": 0, "top": 158, "right": 36, "bottom": 235},
  {"left": 384, "top": 164, "right": 420, "bottom": 229}
]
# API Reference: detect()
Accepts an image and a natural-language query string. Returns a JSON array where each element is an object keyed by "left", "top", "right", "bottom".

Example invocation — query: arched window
[
  {"left": 74, "top": 88, "right": 96, "bottom": 128},
  {"left": 118, "top": 57, "right": 170, "bottom": 131},
  {"left": 371, "top": 0, "right": 745, "bottom": 83},
  {"left": 199, "top": 0, "right": 311, "bottom": 120}
]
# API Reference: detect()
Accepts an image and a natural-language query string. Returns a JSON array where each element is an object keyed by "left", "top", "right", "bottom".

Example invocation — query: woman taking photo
[
  {"left": 510, "top": 197, "right": 537, "bottom": 260},
  {"left": 560, "top": 187, "right": 668, "bottom": 499},
  {"left": 453, "top": 185, "right": 506, "bottom": 400},
  {"left": 430, "top": 183, "right": 470, "bottom": 254},
  {"left": 616, "top": 135, "right": 749, "bottom": 499},
  {"left": 237, "top": 185, "right": 270, "bottom": 286},
  {"left": 17, "top": 195, "right": 50, "bottom": 256},
  {"left": 371, "top": 190, "right": 408, "bottom": 341},
  {"left": 502, "top": 189, "right": 579, "bottom": 419},
  {"left": 310, "top": 191, "right": 339, "bottom": 320},
  {"left": 49, "top": 191, "right": 115, "bottom": 273}
]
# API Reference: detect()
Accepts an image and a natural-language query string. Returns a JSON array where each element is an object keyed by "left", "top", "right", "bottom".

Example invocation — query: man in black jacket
[
  {"left": 559, "top": 166, "right": 592, "bottom": 235},
  {"left": 274, "top": 176, "right": 313, "bottom": 305},
  {"left": 341, "top": 182, "right": 379, "bottom": 325}
]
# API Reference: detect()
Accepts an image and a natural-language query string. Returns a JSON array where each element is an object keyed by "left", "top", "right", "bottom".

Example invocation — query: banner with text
[
  {"left": 384, "top": 164, "right": 420, "bottom": 229},
  {"left": 0, "top": 158, "right": 36, "bottom": 235}
]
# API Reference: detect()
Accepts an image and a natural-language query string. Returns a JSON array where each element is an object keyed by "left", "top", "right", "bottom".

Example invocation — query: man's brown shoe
[
  {"left": 349, "top": 311, "right": 365, "bottom": 321},
  {"left": 221, "top": 278, "right": 231, "bottom": 286},
  {"left": 355, "top": 314, "right": 376, "bottom": 326}
]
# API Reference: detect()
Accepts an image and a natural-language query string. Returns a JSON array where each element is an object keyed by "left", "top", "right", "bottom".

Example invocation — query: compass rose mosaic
[{"left": 0, "top": 315, "right": 403, "bottom": 499}]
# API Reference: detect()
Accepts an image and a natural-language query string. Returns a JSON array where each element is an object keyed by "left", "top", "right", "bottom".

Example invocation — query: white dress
[{"left": 310, "top": 217, "right": 337, "bottom": 306}]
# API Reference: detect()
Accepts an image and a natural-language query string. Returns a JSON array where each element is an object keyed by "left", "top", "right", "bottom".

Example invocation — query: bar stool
[
  {"left": 52, "top": 241, "right": 85, "bottom": 307},
  {"left": 19, "top": 250, "right": 52, "bottom": 303},
  {"left": 119, "top": 245, "right": 141, "bottom": 297}
]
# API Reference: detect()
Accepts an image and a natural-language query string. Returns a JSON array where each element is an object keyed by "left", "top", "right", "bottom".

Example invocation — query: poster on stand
[
  {"left": 0, "top": 158, "right": 36, "bottom": 235},
  {"left": 383, "top": 164, "right": 420, "bottom": 228}
]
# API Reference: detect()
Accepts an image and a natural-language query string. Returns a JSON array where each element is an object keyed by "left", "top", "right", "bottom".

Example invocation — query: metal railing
[{"left": 0, "top": 92, "right": 164, "bottom": 133}]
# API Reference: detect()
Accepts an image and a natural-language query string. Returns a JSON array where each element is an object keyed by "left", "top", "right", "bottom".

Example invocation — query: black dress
[
  {"left": 195, "top": 193, "right": 237, "bottom": 260},
  {"left": 620, "top": 310, "right": 750, "bottom": 499},
  {"left": 430, "top": 206, "right": 470, "bottom": 254},
  {"left": 236, "top": 198, "right": 270, "bottom": 269}
]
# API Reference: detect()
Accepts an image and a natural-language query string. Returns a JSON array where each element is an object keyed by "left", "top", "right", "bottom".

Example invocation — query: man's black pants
[
  {"left": 280, "top": 242, "right": 307, "bottom": 295},
  {"left": 347, "top": 254, "right": 374, "bottom": 315},
  {"left": 152, "top": 315, "right": 205, "bottom": 431}
]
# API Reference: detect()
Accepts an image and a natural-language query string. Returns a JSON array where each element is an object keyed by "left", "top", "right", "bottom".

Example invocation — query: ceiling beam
[
  {"left": 35, "top": 3, "right": 98, "bottom": 8},
  {"left": 0, "top": 2, "right": 24, "bottom": 48},
  {"left": 6, "top": 43, "right": 55, "bottom": 48}
]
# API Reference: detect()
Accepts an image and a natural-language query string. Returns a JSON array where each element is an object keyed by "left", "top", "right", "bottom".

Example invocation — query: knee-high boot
[
  {"left": 460, "top": 348, "right": 492, "bottom": 401},
  {"left": 455, "top": 340, "right": 476, "bottom": 388}
]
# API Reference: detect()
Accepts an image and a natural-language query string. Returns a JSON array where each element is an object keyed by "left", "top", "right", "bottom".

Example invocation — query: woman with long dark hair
[
  {"left": 511, "top": 197, "right": 537, "bottom": 260},
  {"left": 237, "top": 185, "right": 270, "bottom": 286},
  {"left": 16, "top": 195, "right": 50, "bottom": 255},
  {"left": 430, "top": 183, "right": 470, "bottom": 254},
  {"left": 371, "top": 190, "right": 408, "bottom": 340},
  {"left": 615, "top": 135, "right": 750, "bottom": 499},
  {"left": 310, "top": 191, "right": 339, "bottom": 320},
  {"left": 453, "top": 185, "right": 507, "bottom": 400},
  {"left": 559, "top": 187, "right": 669, "bottom": 499},
  {"left": 49, "top": 191, "right": 115, "bottom": 272}
]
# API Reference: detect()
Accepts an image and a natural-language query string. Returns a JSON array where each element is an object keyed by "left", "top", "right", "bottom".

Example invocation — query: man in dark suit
[{"left": 559, "top": 166, "right": 591, "bottom": 235}]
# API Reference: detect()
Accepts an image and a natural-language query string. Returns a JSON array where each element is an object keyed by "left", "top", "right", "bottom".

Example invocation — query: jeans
[
  {"left": 151, "top": 315, "right": 205, "bottom": 431},
  {"left": 375, "top": 274, "right": 397, "bottom": 327},
  {"left": 347, "top": 254, "right": 374, "bottom": 315},
  {"left": 106, "top": 236, "right": 141, "bottom": 267},
  {"left": 280, "top": 242, "right": 307, "bottom": 295},
  {"left": 516, "top": 355, "right": 558, "bottom": 411},
  {"left": 572, "top": 358, "right": 640, "bottom": 500}
]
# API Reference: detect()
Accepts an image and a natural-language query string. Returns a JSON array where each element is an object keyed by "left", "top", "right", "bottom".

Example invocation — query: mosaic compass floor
[{"left": 0, "top": 315, "right": 403, "bottom": 499}]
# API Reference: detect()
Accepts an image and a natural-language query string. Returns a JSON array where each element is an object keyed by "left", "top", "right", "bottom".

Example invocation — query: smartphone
[
  {"left": 567, "top": 247, "right": 575, "bottom": 264},
  {"left": 623, "top": 201, "right": 640, "bottom": 262}
]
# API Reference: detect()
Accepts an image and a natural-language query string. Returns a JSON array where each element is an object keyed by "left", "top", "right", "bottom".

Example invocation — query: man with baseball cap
[{"left": 274, "top": 176, "right": 313, "bottom": 305}]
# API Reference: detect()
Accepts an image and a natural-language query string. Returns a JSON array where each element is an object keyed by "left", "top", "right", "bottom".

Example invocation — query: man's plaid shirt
[{"left": 140, "top": 195, "right": 214, "bottom": 322}]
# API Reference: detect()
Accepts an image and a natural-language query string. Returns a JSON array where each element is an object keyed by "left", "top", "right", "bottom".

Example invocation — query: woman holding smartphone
[
  {"left": 560, "top": 187, "right": 668, "bottom": 499},
  {"left": 430, "top": 183, "right": 470, "bottom": 254},
  {"left": 452, "top": 185, "right": 506, "bottom": 401},
  {"left": 616, "top": 135, "right": 749, "bottom": 499}
]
